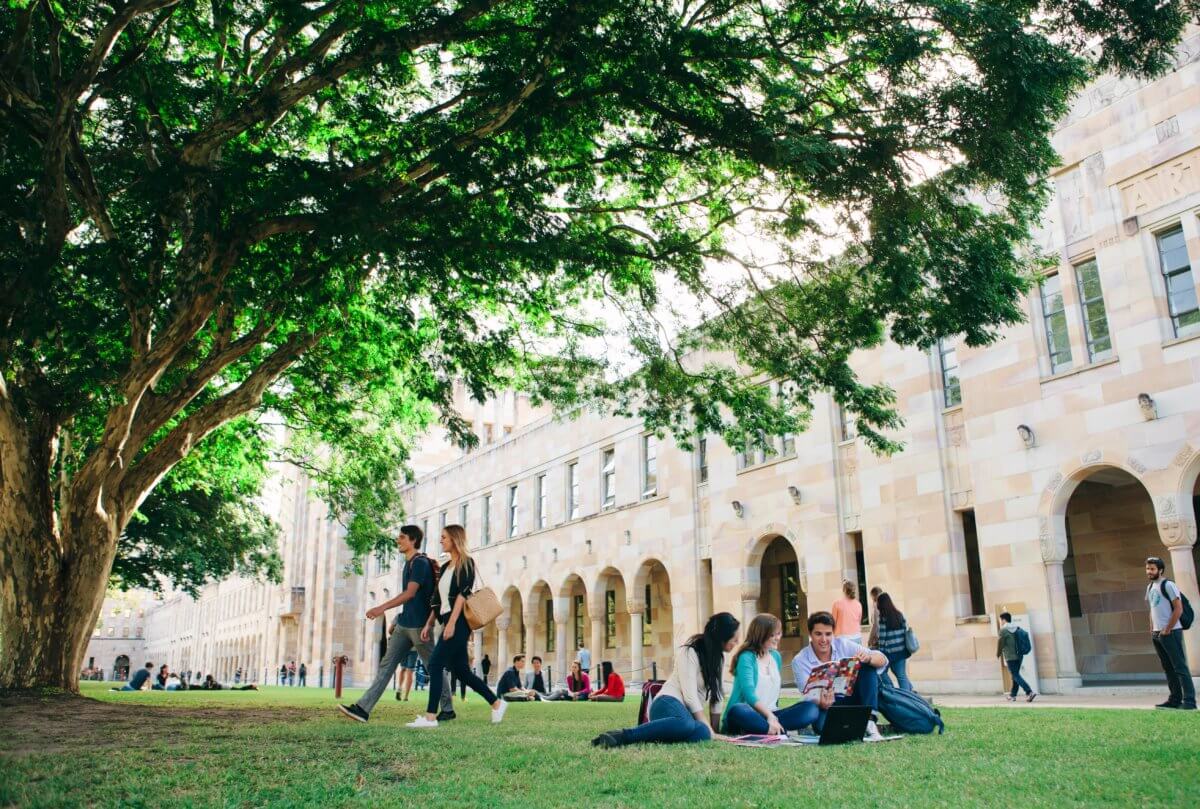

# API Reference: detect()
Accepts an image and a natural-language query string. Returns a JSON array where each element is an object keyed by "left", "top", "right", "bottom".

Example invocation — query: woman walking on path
[
  {"left": 407, "top": 525, "right": 507, "bottom": 728},
  {"left": 592, "top": 612, "right": 740, "bottom": 747},
  {"left": 831, "top": 580, "right": 864, "bottom": 643},
  {"left": 721, "top": 614, "right": 819, "bottom": 735},
  {"left": 875, "top": 592, "right": 915, "bottom": 691}
]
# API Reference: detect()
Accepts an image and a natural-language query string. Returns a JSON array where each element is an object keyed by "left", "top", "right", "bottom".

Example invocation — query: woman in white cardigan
[{"left": 592, "top": 613, "right": 740, "bottom": 748}]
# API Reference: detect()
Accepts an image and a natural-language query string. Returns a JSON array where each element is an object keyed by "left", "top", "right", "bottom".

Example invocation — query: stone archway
[
  {"left": 745, "top": 530, "right": 808, "bottom": 661},
  {"left": 591, "top": 567, "right": 629, "bottom": 680},
  {"left": 632, "top": 559, "right": 674, "bottom": 680},
  {"left": 113, "top": 654, "right": 129, "bottom": 682},
  {"left": 557, "top": 573, "right": 588, "bottom": 681}
]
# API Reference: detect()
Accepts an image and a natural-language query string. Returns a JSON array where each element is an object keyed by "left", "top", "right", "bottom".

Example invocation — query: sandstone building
[{"left": 113, "top": 33, "right": 1200, "bottom": 694}]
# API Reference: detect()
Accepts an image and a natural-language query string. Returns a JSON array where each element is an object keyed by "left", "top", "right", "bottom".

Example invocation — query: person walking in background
[
  {"left": 832, "top": 580, "right": 864, "bottom": 643},
  {"left": 1145, "top": 556, "right": 1196, "bottom": 710},
  {"left": 577, "top": 644, "right": 591, "bottom": 678},
  {"left": 722, "top": 613, "right": 818, "bottom": 735},
  {"left": 481, "top": 654, "right": 492, "bottom": 685},
  {"left": 592, "top": 613, "right": 740, "bottom": 748},
  {"left": 298, "top": 663, "right": 307, "bottom": 687},
  {"left": 396, "top": 650, "right": 417, "bottom": 701},
  {"left": 874, "top": 592, "right": 915, "bottom": 692},
  {"left": 339, "top": 525, "right": 454, "bottom": 723},
  {"left": 287, "top": 661, "right": 296, "bottom": 686},
  {"left": 278, "top": 663, "right": 287, "bottom": 686},
  {"left": 588, "top": 661, "right": 626, "bottom": 702},
  {"left": 546, "top": 660, "right": 591, "bottom": 701},
  {"left": 407, "top": 525, "right": 507, "bottom": 728},
  {"left": 996, "top": 612, "right": 1036, "bottom": 703}
]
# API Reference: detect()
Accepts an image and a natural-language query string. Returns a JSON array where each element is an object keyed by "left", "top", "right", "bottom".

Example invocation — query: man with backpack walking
[
  {"left": 337, "top": 525, "right": 454, "bottom": 723},
  {"left": 1145, "top": 556, "right": 1196, "bottom": 710},
  {"left": 996, "top": 612, "right": 1036, "bottom": 703}
]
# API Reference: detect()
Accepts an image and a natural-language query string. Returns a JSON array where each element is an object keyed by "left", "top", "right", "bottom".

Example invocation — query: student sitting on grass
[
  {"left": 546, "top": 661, "right": 591, "bottom": 701},
  {"left": 592, "top": 613, "right": 740, "bottom": 748},
  {"left": 721, "top": 613, "right": 819, "bottom": 735},
  {"left": 497, "top": 654, "right": 540, "bottom": 701},
  {"left": 588, "top": 661, "right": 626, "bottom": 702},
  {"left": 791, "top": 611, "right": 887, "bottom": 739},
  {"left": 113, "top": 662, "right": 154, "bottom": 691}
]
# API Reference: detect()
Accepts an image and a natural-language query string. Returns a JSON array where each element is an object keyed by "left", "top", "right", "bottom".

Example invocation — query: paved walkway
[{"left": 933, "top": 691, "right": 1169, "bottom": 710}]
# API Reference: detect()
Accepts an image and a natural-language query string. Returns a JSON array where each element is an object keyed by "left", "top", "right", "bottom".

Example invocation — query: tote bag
[{"left": 463, "top": 564, "right": 502, "bottom": 630}]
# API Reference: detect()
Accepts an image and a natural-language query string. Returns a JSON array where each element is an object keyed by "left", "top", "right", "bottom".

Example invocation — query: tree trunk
[{"left": 0, "top": 410, "right": 117, "bottom": 692}]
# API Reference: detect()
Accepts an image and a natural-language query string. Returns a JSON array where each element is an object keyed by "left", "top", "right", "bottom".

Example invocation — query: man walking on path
[
  {"left": 338, "top": 525, "right": 454, "bottom": 723},
  {"left": 1145, "top": 557, "right": 1196, "bottom": 710},
  {"left": 996, "top": 612, "right": 1036, "bottom": 702}
]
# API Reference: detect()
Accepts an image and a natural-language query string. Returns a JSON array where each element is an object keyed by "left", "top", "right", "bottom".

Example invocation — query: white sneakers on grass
[
  {"left": 406, "top": 716, "right": 438, "bottom": 729},
  {"left": 491, "top": 700, "right": 508, "bottom": 724},
  {"left": 864, "top": 720, "right": 883, "bottom": 742}
]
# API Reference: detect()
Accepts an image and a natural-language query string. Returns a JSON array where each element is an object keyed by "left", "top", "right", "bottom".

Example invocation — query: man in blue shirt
[
  {"left": 338, "top": 525, "right": 454, "bottom": 723},
  {"left": 114, "top": 662, "right": 154, "bottom": 691}
]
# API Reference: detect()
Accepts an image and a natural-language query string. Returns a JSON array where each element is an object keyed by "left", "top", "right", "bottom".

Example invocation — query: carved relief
[
  {"left": 625, "top": 598, "right": 646, "bottom": 615},
  {"left": 1038, "top": 517, "right": 1066, "bottom": 563},
  {"left": 496, "top": 617, "right": 512, "bottom": 630},
  {"left": 843, "top": 514, "right": 860, "bottom": 531},
  {"left": 952, "top": 489, "right": 974, "bottom": 509},
  {"left": 1056, "top": 168, "right": 1087, "bottom": 242},
  {"left": 1043, "top": 472, "right": 1063, "bottom": 496},
  {"left": 1157, "top": 496, "right": 1178, "bottom": 518},
  {"left": 947, "top": 425, "right": 965, "bottom": 448},
  {"left": 1126, "top": 456, "right": 1147, "bottom": 475},
  {"left": 1117, "top": 146, "right": 1200, "bottom": 218},
  {"left": 1081, "top": 449, "right": 1102, "bottom": 464},
  {"left": 1172, "top": 444, "right": 1196, "bottom": 468}
]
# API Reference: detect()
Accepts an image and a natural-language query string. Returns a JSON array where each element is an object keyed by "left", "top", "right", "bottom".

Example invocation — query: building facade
[{"left": 130, "top": 35, "right": 1200, "bottom": 694}]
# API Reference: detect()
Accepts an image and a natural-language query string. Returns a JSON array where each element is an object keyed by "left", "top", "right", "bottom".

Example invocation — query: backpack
[
  {"left": 877, "top": 681, "right": 945, "bottom": 735},
  {"left": 1160, "top": 580, "right": 1195, "bottom": 630},
  {"left": 1013, "top": 626, "right": 1032, "bottom": 657},
  {"left": 411, "top": 552, "right": 442, "bottom": 611},
  {"left": 637, "top": 680, "right": 665, "bottom": 725}
]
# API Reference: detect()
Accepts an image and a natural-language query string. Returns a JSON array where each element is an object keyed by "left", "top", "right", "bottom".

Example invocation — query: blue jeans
[
  {"left": 723, "top": 700, "right": 820, "bottom": 734},
  {"left": 815, "top": 664, "right": 880, "bottom": 732},
  {"left": 622, "top": 695, "right": 711, "bottom": 744},
  {"left": 885, "top": 652, "right": 913, "bottom": 691},
  {"left": 1006, "top": 657, "right": 1032, "bottom": 697}
]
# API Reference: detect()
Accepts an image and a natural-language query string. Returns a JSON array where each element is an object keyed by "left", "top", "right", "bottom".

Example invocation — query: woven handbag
[{"left": 463, "top": 564, "right": 502, "bottom": 630}]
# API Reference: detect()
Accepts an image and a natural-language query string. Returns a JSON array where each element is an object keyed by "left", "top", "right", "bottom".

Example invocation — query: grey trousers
[{"left": 358, "top": 625, "right": 453, "bottom": 715}]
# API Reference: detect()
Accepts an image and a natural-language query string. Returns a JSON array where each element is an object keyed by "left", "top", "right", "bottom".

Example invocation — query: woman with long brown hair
[
  {"left": 721, "top": 613, "right": 819, "bottom": 735},
  {"left": 407, "top": 525, "right": 507, "bottom": 728}
]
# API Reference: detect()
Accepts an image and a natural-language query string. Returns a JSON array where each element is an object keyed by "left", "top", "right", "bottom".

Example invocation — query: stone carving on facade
[
  {"left": 1081, "top": 448, "right": 1102, "bottom": 465},
  {"left": 496, "top": 617, "right": 512, "bottom": 631},
  {"left": 947, "top": 424, "right": 965, "bottom": 447},
  {"left": 1038, "top": 517, "right": 1066, "bottom": 563},
  {"left": 1057, "top": 168, "right": 1087, "bottom": 242},
  {"left": 1171, "top": 444, "right": 1196, "bottom": 468},
  {"left": 1126, "top": 456, "right": 1147, "bottom": 475},
  {"left": 951, "top": 489, "right": 973, "bottom": 509},
  {"left": 625, "top": 598, "right": 646, "bottom": 615},
  {"left": 843, "top": 513, "right": 860, "bottom": 531}
]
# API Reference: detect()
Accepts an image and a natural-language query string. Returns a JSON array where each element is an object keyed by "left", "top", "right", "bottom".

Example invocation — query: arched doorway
[
  {"left": 758, "top": 535, "right": 807, "bottom": 661},
  {"left": 634, "top": 560, "right": 674, "bottom": 680},
  {"left": 113, "top": 654, "right": 130, "bottom": 682},
  {"left": 593, "top": 567, "right": 629, "bottom": 680},
  {"left": 1062, "top": 467, "right": 1164, "bottom": 682},
  {"left": 528, "top": 580, "right": 554, "bottom": 673},
  {"left": 501, "top": 586, "right": 525, "bottom": 666},
  {"left": 560, "top": 574, "right": 588, "bottom": 681}
]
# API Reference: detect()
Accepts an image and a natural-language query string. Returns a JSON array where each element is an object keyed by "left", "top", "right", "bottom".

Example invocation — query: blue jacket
[{"left": 720, "top": 649, "right": 782, "bottom": 728}]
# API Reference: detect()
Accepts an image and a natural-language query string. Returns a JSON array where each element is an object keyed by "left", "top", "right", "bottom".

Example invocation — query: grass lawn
[{"left": 2, "top": 682, "right": 1197, "bottom": 808}]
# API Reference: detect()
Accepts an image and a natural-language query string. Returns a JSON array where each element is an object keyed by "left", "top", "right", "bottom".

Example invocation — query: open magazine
[{"left": 800, "top": 657, "right": 862, "bottom": 701}]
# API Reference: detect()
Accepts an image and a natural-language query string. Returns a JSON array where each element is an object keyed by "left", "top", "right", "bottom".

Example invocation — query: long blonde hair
[
  {"left": 728, "top": 613, "right": 781, "bottom": 675},
  {"left": 443, "top": 524, "right": 472, "bottom": 576}
]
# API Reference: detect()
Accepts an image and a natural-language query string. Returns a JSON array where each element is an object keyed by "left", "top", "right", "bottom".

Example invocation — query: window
[
  {"left": 482, "top": 494, "right": 491, "bottom": 546},
  {"left": 536, "top": 474, "right": 548, "bottom": 529},
  {"left": 960, "top": 510, "right": 986, "bottom": 616},
  {"left": 508, "top": 485, "right": 519, "bottom": 537},
  {"left": 839, "top": 405, "right": 857, "bottom": 441},
  {"left": 545, "top": 600, "right": 555, "bottom": 652},
  {"left": 759, "top": 430, "right": 777, "bottom": 462},
  {"left": 421, "top": 518, "right": 429, "bottom": 544},
  {"left": 573, "top": 595, "right": 585, "bottom": 649},
  {"left": 1039, "top": 273, "right": 1073, "bottom": 373},
  {"left": 643, "top": 583, "right": 652, "bottom": 647},
  {"left": 1074, "top": 259, "right": 1112, "bottom": 362},
  {"left": 503, "top": 425, "right": 513, "bottom": 437},
  {"left": 938, "top": 339, "right": 961, "bottom": 407},
  {"left": 780, "top": 562, "right": 802, "bottom": 636},
  {"left": 459, "top": 502, "right": 468, "bottom": 530},
  {"left": 1157, "top": 227, "right": 1200, "bottom": 336},
  {"left": 642, "top": 434, "right": 658, "bottom": 498},
  {"left": 566, "top": 462, "right": 580, "bottom": 520},
  {"left": 440, "top": 510, "right": 448, "bottom": 530},
  {"left": 1063, "top": 520, "right": 1082, "bottom": 619},
  {"left": 605, "top": 590, "right": 617, "bottom": 648},
  {"left": 601, "top": 448, "right": 616, "bottom": 509},
  {"left": 697, "top": 438, "right": 708, "bottom": 484},
  {"left": 484, "top": 423, "right": 494, "bottom": 444}
]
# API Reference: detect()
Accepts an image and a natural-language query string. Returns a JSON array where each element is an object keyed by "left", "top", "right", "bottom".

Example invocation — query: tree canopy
[{"left": 0, "top": 0, "right": 1193, "bottom": 687}]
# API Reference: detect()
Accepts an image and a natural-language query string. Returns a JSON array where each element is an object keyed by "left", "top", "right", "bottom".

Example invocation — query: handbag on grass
[{"left": 463, "top": 564, "right": 502, "bottom": 629}]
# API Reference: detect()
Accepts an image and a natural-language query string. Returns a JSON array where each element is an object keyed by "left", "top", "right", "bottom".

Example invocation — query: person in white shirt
[
  {"left": 790, "top": 611, "right": 888, "bottom": 737},
  {"left": 1145, "top": 556, "right": 1195, "bottom": 710},
  {"left": 591, "top": 613, "right": 740, "bottom": 748}
]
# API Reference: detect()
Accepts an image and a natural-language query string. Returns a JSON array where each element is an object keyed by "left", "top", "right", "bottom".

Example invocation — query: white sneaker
[
  {"left": 864, "top": 720, "right": 883, "bottom": 741},
  {"left": 491, "top": 700, "right": 509, "bottom": 724},
  {"left": 406, "top": 716, "right": 439, "bottom": 729}
]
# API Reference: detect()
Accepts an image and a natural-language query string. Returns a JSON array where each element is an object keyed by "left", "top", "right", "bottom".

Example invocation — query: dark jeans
[
  {"left": 426, "top": 614, "right": 497, "bottom": 713},
  {"left": 621, "top": 695, "right": 711, "bottom": 744},
  {"left": 723, "top": 700, "right": 820, "bottom": 734},
  {"left": 1006, "top": 656, "right": 1033, "bottom": 697},
  {"left": 885, "top": 652, "right": 913, "bottom": 691},
  {"left": 814, "top": 664, "right": 880, "bottom": 732},
  {"left": 1153, "top": 630, "right": 1196, "bottom": 706}
]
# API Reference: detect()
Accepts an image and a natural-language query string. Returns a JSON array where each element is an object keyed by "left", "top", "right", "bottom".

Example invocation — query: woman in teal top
[{"left": 722, "top": 613, "right": 820, "bottom": 735}]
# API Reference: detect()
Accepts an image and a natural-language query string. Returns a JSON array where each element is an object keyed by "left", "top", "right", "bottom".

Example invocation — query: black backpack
[
  {"left": 877, "top": 681, "right": 945, "bottom": 735},
  {"left": 1013, "top": 626, "right": 1032, "bottom": 657},
  {"left": 1160, "top": 580, "right": 1195, "bottom": 630}
]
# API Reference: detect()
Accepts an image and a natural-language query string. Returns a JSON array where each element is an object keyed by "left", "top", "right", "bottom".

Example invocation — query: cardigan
[{"left": 720, "top": 649, "right": 783, "bottom": 728}]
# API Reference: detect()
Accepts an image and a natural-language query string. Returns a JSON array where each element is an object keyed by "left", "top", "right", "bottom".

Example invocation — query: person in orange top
[
  {"left": 588, "top": 661, "right": 626, "bottom": 702},
  {"left": 831, "top": 580, "right": 864, "bottom": 643}
]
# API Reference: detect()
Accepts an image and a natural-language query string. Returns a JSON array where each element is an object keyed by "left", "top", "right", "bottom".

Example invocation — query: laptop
[{"left": 816, "top": 705, "right": 871, "bottom": 745}]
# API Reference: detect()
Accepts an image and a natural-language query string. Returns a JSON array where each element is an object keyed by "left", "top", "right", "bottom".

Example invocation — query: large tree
[{"left": 0, "top": 0, "right": 1191, "bottom": 690}]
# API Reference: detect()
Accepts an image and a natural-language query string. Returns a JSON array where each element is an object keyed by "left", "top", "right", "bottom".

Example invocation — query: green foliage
[{"left": 0, "top": 0, "right": 1191, "bottom": 575}]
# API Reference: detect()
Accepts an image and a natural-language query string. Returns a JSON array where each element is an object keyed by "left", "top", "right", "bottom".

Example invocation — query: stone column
[
  {"left": 496, "top": 617, "right": 511, "bottom": 674},
  {"left": 628, "top": 599, "right": 645, "bottom": 685},
  {"left": 740, "top": 599, "right": 759, "bottom": 634},
  {"left": 590, "top": 617, "right": 605, "bottom": 674},
  {"left": 1043, "top": 561, "right": 1081, "bottom": 690},
  {"left": 472, "top": 630, "right": 484, "bottom": 679},
  {"left": 1167, "top": 545, "right": 1200, "bottom": 672},
  {"left": 554, "top": 596, "right": 570, "bottom": 682}
]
